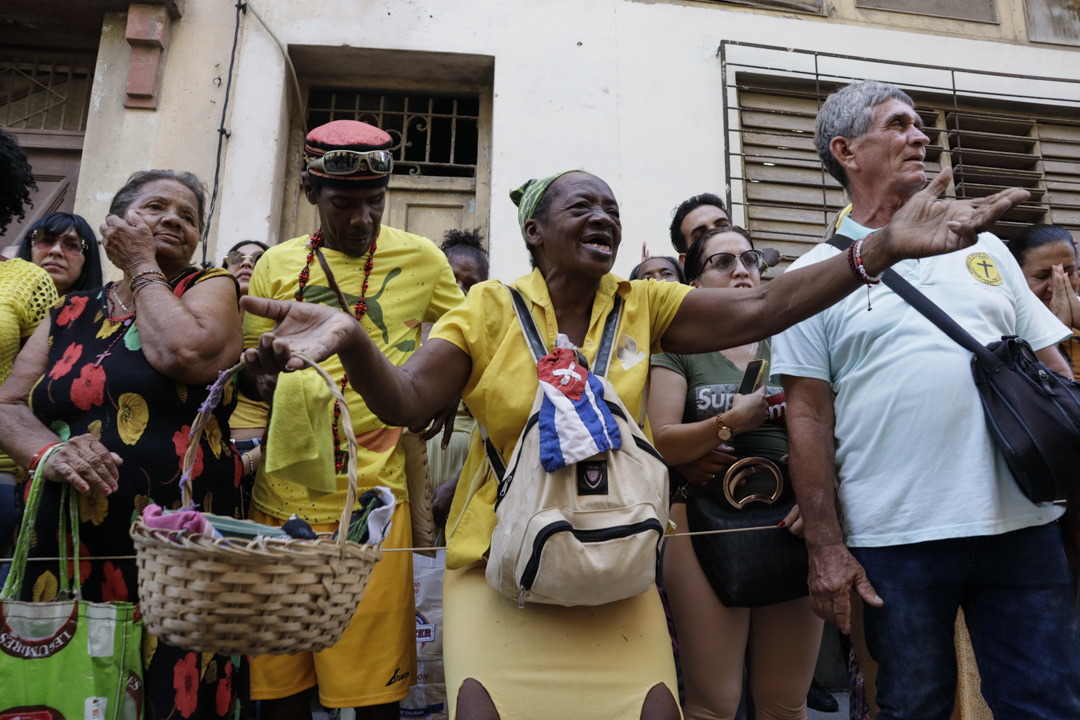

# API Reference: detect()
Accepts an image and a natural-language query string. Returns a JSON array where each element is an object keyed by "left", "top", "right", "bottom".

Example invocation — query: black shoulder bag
[{"left": 830, "top": 234, "right": 1080, "bottom": 503}]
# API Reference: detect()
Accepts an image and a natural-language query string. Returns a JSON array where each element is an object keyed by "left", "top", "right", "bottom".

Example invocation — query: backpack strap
[
  {"left": 592, "top": 294, "right": 623, "bottom": 378},
  {"left": 506, "top": 285, "right": 549, "bottom": 365},
  {"left": 827, "top": 234, "right": 1002, "bottom": 371},
  {"left": 487, "top": 285, "right": 624, "bottom": 479}
]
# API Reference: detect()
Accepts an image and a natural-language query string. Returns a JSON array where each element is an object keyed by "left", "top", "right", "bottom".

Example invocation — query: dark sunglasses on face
[
  {"left": 224, "top": 250, "right": 264, "bottom": 266},
  {"left": 703, "top": 249, "right": 766, "bottom": 274},
  {"left": 29, "top": 228, "right": 85, "bottom": 256},
  {"left": 306, "top": 149, "right": 394, "bottom": 176}
]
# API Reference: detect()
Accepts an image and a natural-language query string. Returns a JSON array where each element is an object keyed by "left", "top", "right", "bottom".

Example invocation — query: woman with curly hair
[{"left": 0, "top": 129, "right": 57, "bottom": 579}]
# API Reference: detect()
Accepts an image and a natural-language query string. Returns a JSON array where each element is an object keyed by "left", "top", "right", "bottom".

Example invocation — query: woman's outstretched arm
[
  {"left": 661, "top": 169, "right": 1029, "bottom": 354},
  {"left": 240, "top": 295, "right": 472, "bottom": 430}
]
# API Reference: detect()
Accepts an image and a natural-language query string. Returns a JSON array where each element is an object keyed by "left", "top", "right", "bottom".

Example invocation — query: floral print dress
[{"left": 24, "top": 267, "right": 245, "bottom": 720}]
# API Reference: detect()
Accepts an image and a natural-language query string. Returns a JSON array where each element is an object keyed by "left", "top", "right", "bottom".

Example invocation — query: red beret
[{"left": 304, "top": 120, "right": 394, "bottom": 187}]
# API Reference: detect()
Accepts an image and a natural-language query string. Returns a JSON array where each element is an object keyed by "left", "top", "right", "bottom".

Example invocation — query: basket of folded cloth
[{"left": 131, "top": 354, "right": 388, "bottom": 656}]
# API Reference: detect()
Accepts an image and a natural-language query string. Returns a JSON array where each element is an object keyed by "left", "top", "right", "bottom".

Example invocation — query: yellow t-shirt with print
[
  {"left": 0, "top": 259, "right": 58, "bottom": 474},
  {"left": 429, "top": 269, "right": 692, "bottom": 569},
  {"left": 243, "top": 227, "right": 464, "bottom": 522}
]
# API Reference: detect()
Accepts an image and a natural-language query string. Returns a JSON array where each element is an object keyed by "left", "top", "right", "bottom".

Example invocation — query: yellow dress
[{"left": 430, "top": 270, "right": 691, "bottom": 719}]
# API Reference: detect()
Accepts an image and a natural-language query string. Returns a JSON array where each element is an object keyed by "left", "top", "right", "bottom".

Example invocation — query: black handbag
[
  {"left": 684, "top": 455, "right": 809, "bottom": 608},
  {"left": 830, "top": 234, "right": 1080, "bottom": 503}
]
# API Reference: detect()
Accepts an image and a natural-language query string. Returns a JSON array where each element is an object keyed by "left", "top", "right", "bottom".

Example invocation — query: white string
[{"left": 0, "top": 524, "right": 787, "bottom": 563}]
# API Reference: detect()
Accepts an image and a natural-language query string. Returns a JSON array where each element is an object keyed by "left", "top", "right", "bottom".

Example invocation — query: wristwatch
[{"left": 715, "top": 412, "right": 734, "bottom": 442}]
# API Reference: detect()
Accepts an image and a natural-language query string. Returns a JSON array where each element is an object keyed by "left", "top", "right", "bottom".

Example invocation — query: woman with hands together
[
  {"left": 0, "top": 170, "right": 245, "bottom": 719},
  {"left": 1009, "top": 224, "right": 1080, "bottom": 376}
]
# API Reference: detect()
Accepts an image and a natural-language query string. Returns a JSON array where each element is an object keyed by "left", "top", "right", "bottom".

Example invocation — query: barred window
[
  {"left": 720, "top": 43, "right": 1080, "bottom": 267},
  {"left": 0, "top": 52, "right": 95, "bottom": 132},
  {"left": 306, "top": 88, "right": 480, "bottom": 178}
]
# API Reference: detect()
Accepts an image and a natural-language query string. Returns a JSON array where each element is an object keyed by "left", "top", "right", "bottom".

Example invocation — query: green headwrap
[{"left": 510, "top": 170, "right": 581, "bottom": 238}]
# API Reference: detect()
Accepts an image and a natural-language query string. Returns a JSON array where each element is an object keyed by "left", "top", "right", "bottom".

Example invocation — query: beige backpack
[{"left": 483, "top": 286, "right": 669, "bottom": 607}]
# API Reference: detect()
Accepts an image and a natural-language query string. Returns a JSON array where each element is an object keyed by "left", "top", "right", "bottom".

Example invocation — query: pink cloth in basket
[{"left": 142, "top": 504, "right": 211, "bottom": 535}]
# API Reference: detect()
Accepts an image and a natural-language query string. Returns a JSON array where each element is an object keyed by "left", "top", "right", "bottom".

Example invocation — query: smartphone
[{"left": 737, "top": 359, "right": 768, "bottom": 395}]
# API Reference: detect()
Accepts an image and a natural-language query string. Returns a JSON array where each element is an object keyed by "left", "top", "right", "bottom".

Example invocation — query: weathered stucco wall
[{"left": 74, "top": 0, "right": 1080, "bottom": 281}]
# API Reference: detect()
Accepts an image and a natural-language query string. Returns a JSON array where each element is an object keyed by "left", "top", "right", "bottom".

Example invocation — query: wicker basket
[{"left": 130, "top": 355, "right": 382, "bottom": 656}]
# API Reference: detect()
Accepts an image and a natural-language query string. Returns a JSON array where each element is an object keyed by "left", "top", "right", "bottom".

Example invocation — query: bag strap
[
  {"left": 504, "top": 285, "right": 623, "bottom": 377},
  {"left": 593, "top": 294, "right": 623, "bottom": 378},
  {"left": 827, "top": 234, "right": 1003, "bottom": 371},
  {"left": 0, "top": 444, "right": 75, "bottom": 601},
  {"left": 506, "top": 285, "right": 550, "bottom": 365},
  {"left": 315, "top": 247, "right": 354, "bottom": 313},
  {"left": 486, "top": 285, "right": 624, "bottom": 476}
]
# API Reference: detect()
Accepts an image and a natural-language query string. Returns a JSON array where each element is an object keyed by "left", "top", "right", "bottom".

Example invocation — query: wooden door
[{"left": 1, "top": 129, "right": 83, "bottom": 248}]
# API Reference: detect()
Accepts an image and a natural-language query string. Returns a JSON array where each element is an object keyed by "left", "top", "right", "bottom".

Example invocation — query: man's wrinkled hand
[{"left": 807, "top": 541, "right": 883, "bottom": 634}]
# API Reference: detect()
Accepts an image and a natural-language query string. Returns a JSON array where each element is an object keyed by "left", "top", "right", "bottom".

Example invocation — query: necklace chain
[
  {"left": 109, "top": 284, "right": 132, "bottom": 317},
  {"left": 295, "top": 228, "right": 378, "bottom": 472}
]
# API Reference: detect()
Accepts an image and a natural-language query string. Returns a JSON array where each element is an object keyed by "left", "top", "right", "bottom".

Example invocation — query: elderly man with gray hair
[{"left": 772, "top": 80, "right": 1080, "bottom": 719}]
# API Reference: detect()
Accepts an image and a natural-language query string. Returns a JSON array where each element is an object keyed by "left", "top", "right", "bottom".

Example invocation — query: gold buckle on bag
[{"left": 723, "top": 457, "right": 784, "bottom": 509}]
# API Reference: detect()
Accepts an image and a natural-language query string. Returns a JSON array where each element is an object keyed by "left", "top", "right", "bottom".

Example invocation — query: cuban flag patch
[{"left": 536, "top": 348, "right": 622, "bottom": 472}]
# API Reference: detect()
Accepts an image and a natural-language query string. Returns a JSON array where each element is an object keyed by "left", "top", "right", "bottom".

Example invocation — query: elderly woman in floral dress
[{"left": 0, "top": 170, "right": 245, "bottom": 719}]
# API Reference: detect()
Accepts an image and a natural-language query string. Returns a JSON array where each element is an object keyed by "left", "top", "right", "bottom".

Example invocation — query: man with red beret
[{"left": 241, "top": 120, "right": 465, "bottom": 720}]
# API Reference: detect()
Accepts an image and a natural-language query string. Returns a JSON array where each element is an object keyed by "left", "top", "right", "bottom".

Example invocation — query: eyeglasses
[
  {"left": 703, "top": 249, "right": 766, "bottom": 274},
  {"left": 29, "top": 229, "right": 85, "bottom": 256},
  {"left": 224, "top": 250, "right": 264, "bottom": 266},
  {"left": 306, "top": 149, "right": 394, "bottom": 176}
]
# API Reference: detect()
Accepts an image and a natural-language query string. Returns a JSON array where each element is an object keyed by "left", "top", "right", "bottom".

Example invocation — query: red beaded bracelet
[
  {"left": 845, "top": 234, "right": 883, "bottom": 311},
  {"left": 27, "top": 441, "right": 63, "bottom": 473}
]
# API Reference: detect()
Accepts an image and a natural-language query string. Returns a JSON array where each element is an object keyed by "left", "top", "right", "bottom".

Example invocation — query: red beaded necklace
[{"left": 295, "top": 228, "right": 378, "bottom": 472}]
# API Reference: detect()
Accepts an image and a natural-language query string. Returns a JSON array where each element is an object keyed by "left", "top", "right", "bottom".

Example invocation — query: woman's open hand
[
  {"left": 241, "top": 296, "right": 361, "bottom": 372},
  {"left": 870, "top": 167, "right": 1030, "bottom": 268},
  {"left": 43, "top": 434, "right": 122, "bottom": 495}
]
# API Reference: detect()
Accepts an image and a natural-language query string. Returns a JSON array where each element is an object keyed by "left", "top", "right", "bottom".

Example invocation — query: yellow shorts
[{"left": 248, "top": 503, "right": 417, "bottom": 708}]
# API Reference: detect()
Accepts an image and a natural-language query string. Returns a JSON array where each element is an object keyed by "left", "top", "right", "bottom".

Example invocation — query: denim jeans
[{"left": 850, "top": 522, "right": 1080, "bottom": 720}]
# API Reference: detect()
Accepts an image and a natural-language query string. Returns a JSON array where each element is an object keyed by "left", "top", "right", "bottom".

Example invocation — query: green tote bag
[{"left": 0, "top": 446, "right": 144, "bottom": 720}]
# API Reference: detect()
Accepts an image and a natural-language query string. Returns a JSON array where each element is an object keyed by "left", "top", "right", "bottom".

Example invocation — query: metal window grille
[
  {"left": 709, "top": 0, "right": 823, "bottom": 14},
  {"left": 0, "top": 52, "right": 95, "bottom": 132},
  {"left": 855, "top": 0, "right": 998, "bottom": 24},
  {"left": 719, "top": 42, "right": 1080, "bottom": 264},
  {"left": 306, "top": 88, "right": 480, "bottom": 178}
]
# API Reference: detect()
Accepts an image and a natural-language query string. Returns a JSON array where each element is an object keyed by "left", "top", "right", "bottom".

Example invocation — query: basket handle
[{"left": 181, "top": 352, "right": 359, "bottom": 547}]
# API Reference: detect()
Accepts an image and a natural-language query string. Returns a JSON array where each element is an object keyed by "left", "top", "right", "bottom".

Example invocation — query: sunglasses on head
[
  {"left": 224, "top": 250, "right": 264, "bottom": 266},
  {"left": 306, "top": 149, "right": 394, "bottom": 176},
  {"left": 703, "top": 249, "right": 766, "bottom": 274},
  {"left": 29, "top": 228, "right": 85, "bottom": 256}
]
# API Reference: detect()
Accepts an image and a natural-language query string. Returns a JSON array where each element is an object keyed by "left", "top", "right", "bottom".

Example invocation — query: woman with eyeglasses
[
  {"left": 222, "top": 239, "right": 269, "bottom": 297},
  {"left": 223, "top": 239, "right": 270, "bottom": 512},
  {"left": 16, "top": 212, "right": 103, "bottom": 295},
  {"left": 647, "top": 226, "right": 822, "bottom": 720}
]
